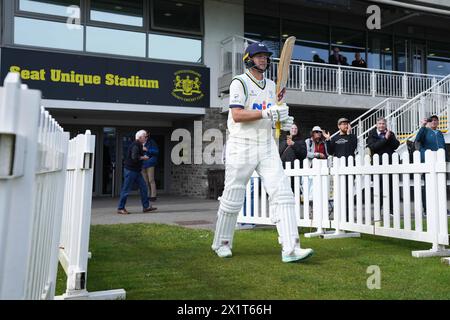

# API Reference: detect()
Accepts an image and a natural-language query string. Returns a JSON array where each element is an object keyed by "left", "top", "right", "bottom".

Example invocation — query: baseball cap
[
  {"left": 312, "top": 126, "right": 322, "bottom": 132},
  {"left": 337, "top": 118, "right": 350, "bottom": 125}
]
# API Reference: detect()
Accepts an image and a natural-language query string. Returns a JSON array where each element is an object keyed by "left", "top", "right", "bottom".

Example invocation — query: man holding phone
[
  {"left": 117, "top": 129, "right": 157, "bottom": 215},
  {"left": 416, "top": 115, "right": 448, "bottom": 162}
]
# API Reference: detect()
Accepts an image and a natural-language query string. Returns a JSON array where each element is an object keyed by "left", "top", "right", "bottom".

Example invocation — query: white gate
[
  {"left": 0, "top": 73, "right": 69, "bottom": 299},
  {"left": 57, "top": 131, "right": 126, "bottom": 300}
]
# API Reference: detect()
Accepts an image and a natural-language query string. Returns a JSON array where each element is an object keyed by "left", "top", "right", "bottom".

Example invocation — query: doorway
[{"left": 108, "top": 127, "right": 166, "bottom": 197}]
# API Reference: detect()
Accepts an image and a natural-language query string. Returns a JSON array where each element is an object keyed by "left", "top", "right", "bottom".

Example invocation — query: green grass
[{"left": 56, "top": 223, "right": 450, "bottom": 300}]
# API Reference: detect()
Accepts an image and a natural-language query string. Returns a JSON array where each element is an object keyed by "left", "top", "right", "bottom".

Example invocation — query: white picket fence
[
  {"left": 57, "top": 131, "right": 125, "bottom": 300},
  {"left": 0, "top": 73, "right": 126, "bottom": 299},
  {"left": 0, "top": 73, "right": 69, "bottom": 299},
  {"left": 238, "top": 150, "right": 450, "bottom": 258}
]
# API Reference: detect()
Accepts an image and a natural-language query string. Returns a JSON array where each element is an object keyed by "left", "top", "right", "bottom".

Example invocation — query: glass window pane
[
  {"left": 368, "top": 33, "right": 393, "bottom": 70},
  {"left": 152, "top": 0, "right": 201, "bottom": 34},
  {"left": 14, "top": 17, "right": 83, "bottom": 51},
  {"left": 245, "top": 14, "right": 281, "bottom": 57},
  {"left": 331, "top": 27, "right": 366, "bottom": 66},
  {"left": 19, "top": 0, "right": 80, "bottom": 17},
  {"left": 282, "top": 19, "right": 329, "bottom": 62},
  {"left": 86, "top": 26, "right": 145, "bottom": 57},
  {"left": 427, "top": 41, "right": 450, "bottom": 76},
  {"left": 90, "top": 0, "right": 144, "bottom": 27},
  {"left": 148, "top": 34, "right": 201, "bottom": 63}
]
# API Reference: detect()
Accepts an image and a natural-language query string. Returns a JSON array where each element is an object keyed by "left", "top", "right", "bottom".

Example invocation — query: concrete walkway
[{"left": 91, "top": 195, "right": 219, "bottom": 230}]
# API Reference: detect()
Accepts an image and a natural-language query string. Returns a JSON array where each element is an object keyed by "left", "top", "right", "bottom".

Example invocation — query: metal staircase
[{"left": 334, "top": 74, "right": 450, "bottom": 154}]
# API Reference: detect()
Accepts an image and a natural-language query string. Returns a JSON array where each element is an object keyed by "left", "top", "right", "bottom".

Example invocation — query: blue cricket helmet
[{"left": 243, "top": 42, "right": 272, "bottom": 70}]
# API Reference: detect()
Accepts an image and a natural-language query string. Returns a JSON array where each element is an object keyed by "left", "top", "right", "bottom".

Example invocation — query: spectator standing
[
  {"left": 279, "top": 122, "right": 307, "bottom": 168},
  {"left": 305, "top": 126, "right": 328, "bottom": 160},
  {"left": 366, "top": 117, "right": 400, "bottom": 161},
  {"left": 415, "top": 115, "right": 448, "bottom": 162},
  {"left": 415, "top": 115, "right": 449, "bottom": 215},
  {"left": 366, "top": 117, "right": 400, "bottom": 214},
  {"left": 117, "top": 130, "right": 157, "bottom": 215},
  {"left": 324, "top": 118, "right": 358, "bottom": 160},
  {"left": 323, "top": 118, "right": 357, "bottom": 220},
  {"left": 142, "top": 131, "right": 159, "bottom": 202}
]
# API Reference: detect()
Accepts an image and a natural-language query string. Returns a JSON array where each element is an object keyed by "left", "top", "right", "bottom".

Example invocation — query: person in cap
[
  {"left": 415, "top": 115, "right": 448, "bottom": 163},
  {"left": 415, "top": 115, "right": 449, "bottom": 216},
  {"left": 211, "top": 42, "right": 314, "bottom": 263},
  {"left": 305, "top": 126, "right": 329, "bottom": 160},
  {"left": 323, "top": 118, "right": 357, "bottom": 160}
]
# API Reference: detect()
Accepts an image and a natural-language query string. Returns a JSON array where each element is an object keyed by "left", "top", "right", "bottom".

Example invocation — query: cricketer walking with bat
[{"left": 211, "top": 42, "right": 314, "bottom": 263}]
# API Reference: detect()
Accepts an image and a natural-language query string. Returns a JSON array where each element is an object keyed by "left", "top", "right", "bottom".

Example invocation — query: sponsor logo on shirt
[{"left": 252, "top": 101, "right": 272, "bottom": 110}]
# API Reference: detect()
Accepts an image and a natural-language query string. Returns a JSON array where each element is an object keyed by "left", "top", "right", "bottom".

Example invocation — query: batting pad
[
  {"left": 271, "top": 182, "right": 300, "bottom": 255},
  {"left": 211, "top": 185, "right": 246, "bottom": 251}
]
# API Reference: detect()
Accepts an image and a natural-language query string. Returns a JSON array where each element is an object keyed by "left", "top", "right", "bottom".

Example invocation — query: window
[
  {"left": 245, "top": 14, "right": 280, "bottom": 57},
  {"left": 368, "top": 33, "right": 393, "bottom": 70},
  {"left": 14, "top": 16, "right": 83, "bottom": 50},
  {"left": 86, "top": 26, "right": 146, "bottom": 57},
  {"left": 427, "top": 41, "right": 450, "bottom": 76},
  {"left": 331, "top": 27, "right": 366, "bottom": 66},
  {"left": 90, "top": 0, "right": 144, "bottom": 27},
  {"left": 282, "top": 20, "right": 329, "bottom": 62},
  {"left": 19, "top": 0, "right": 80, "bottom": 17},
  {"left": 148, "top": 34, "right": 201, "bottom": 63},
  {"left": 152, "top": 0, "right": 202, "bottom": 34}
]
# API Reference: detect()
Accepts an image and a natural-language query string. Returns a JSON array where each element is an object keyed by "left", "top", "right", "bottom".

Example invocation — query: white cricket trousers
[{"left": 212, "top": 138, "right": 301, "bottom": 255}]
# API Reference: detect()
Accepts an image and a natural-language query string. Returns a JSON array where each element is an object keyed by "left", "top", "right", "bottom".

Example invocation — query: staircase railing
[{"left": 358, "top": 74, "right": 450, "bottom": 153}]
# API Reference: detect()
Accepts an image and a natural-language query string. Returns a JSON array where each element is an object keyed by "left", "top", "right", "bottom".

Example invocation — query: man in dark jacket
[
  {"left": 351, "top": 52, "right": 367, "bottom": 68},
  {"left": 117, "top": 130, "right": 157, "bottom": 214},
  {"left": 323, "top": 118, "right": 358, "bottom": 220},
  {"left": 366, "top": 117, "right": 400, "bottom": 161},
  {"left": 329, "top": 47, "right": 346, "bottom": 65},
  {"left": 324, "top": 118, "right": 358, "bottom": 160},
  {"left": 366, "top": 118, "right": 400, "bottom": 215}
]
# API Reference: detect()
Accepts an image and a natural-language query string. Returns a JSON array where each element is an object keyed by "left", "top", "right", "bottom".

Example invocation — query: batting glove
[
  {"left": 281, "top": 116, "right": 294, "bottom": 131},
  {"left": 261, "top": 103, "right": 289, "bottom": 122}
]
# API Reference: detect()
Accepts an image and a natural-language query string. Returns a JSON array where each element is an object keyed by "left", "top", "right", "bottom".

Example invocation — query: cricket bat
[{"left": 275, "top": 36, "right": 296, "bottom": 139}]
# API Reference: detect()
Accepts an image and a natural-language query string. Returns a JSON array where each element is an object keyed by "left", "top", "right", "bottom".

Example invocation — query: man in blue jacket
[
  {"left": 415, "top": 115, "right": 449, "bottom": 215},
  {"left": 142, "top": 131, "right": 159, "bottom": 201},
  {"left": 415, "top": 115, "right": 448, "bottom": 163}
]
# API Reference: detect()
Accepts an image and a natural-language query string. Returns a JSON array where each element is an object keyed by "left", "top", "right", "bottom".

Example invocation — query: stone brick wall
[{"left": 169, "top": 108, "right": 227, "bottom": 199}]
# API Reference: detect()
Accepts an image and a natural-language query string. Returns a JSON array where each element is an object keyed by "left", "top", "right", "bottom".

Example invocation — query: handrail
[
  {"left": 272, "top": 57, "right": 446, "bottom": 79},
  {"left": 357, "top": 75, "right": 450, "bottom": 144}
]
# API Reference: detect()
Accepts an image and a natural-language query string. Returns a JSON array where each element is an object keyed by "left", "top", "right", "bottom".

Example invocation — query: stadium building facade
[{"left": 1, "top": 0, "right": 449, "bottom": 198}]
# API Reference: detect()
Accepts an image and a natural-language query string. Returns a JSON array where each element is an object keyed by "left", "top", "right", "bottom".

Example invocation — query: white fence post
[
  {"left": 402, "top": 74, "right": 408, "bottom": 98},
  {"left": 412, "top": 150, "right": 450, "bottom": 258},
  {"left": 57, "top": 131, "right": 126, "bottom": 300},
  {"left": 337, "top": 67, "right": 342, "bottom": 95},
  {"left": 301, "top": 63, "right": 306, "bottom": 92}
]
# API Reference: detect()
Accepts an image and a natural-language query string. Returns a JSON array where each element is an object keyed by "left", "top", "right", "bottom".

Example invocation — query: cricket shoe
[
  {"left": 215, "top": 245, "right": 232, "bottom": 258},
  {"left": 282, "top": 248, "right": 314, "bottom": 263}
]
